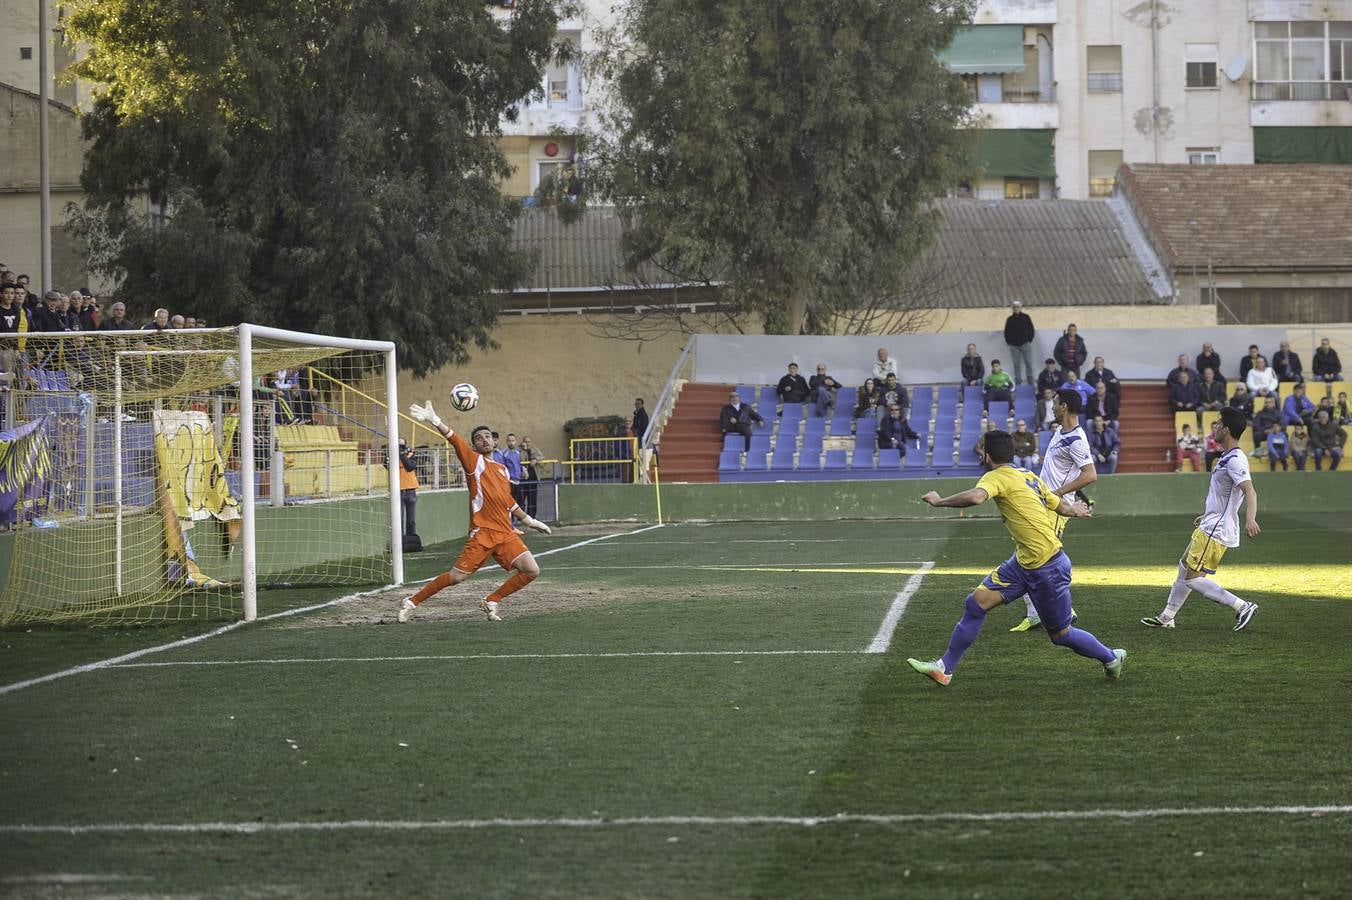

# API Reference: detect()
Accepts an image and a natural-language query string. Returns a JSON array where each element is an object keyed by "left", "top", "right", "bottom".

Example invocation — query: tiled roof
[
  {"left": 1117, "top": 163, "right": 1352, "bottom": 272},
  {"left": 510, "top": 198, "right": 1162, "bottom": 306}
]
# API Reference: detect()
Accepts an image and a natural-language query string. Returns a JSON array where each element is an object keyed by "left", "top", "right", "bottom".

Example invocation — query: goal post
[{"left": 0, "top": 324, "right": 403, "bottom": 627}]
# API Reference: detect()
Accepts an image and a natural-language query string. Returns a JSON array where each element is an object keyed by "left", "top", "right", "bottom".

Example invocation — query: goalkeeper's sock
[
  {"left": 939, "top": 595, "right": 987, "bottom": 675},
  {"left": 410, "top": 572, "right": 455, "bottom": 606},
  {"left": 487, "top": 570, "right": 536, "bottom": 603},
  {"left": 1184, "top": 576, "right": 1245, "bottom": 611}
]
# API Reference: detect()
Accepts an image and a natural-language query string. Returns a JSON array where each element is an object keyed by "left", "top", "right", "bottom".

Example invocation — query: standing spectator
[
  {"left": 1036, "top": 358, "right": 1062, "bottom": 397},
  {"left": 720, "top": 390, "right": 765, "bottom": 452},
  {"left": 853, "top": 378, "right": 881, "bottom": 419},
  {"left": 1309, "top": 409, "right": 1346, "bottom": 470},
  {"left": 1272, "top": 340, "right": 1303, "bottom": 383},
  {"left": 1227, "top": 383, "right": 1254, "bottom": 422},
  {"left": 1264, "top": 422, "right": 1289, "bottom": 471},
  {"left": 15, "top": 274, "right": 38, "bottom": 309},
  {"left": 1198, "top": 368, "right": 1226, "bottom": 412},
  {"left": 1195, "top": 343, "right": 1224, "bottom": 385},
  {"left": 880, "top": 372, "right": 909, "bottom": 418},
  {"left": 501, "top": 433, "right": 524, "bottom": 498},
  {"left": 1035, "top": 387, "right": 1058, "bottom": 432},
  {"left": 1176, "top": 424, "right": 1203, "bottom": 473},
  {"left": 1086, "top": 381, "right": 1119, "bottom": 426},
  {"left": 1089, "top": 417, "right": 1120, "bottom": 474},
  {"left": 1281, "top": 382, "right": 1315, "bottom": 428},
  {"left": 100, "top": 301, "right": 135, "bottom": 330},
  {"left": 1061, "top": 370, "right": 1092, "bottom": 407},
  {"left": 776, "top": 362, "right": 810, "bottom": 404},
  {"left": 1083, "top": 356, "right": 1120, "bottom": 397},
  {"left": 1053, "top": 323, "right": 1087, "bottom": 374},
  {"left": 1312, "top": 338, "right": 1342, "bottom": 383},
  {"left": 1169, "top": 370, "right": 1202, "bottom": 415},
  {"left": 0, "top": 283, "right": 27, "bottom": 375},
  {"left": 878, "top": 402, "right": 919, "bottom": 454},
  {"left": 395, "top": 439, "right": 419, "bottom": 537},
  {"left": 872, "top": 347, "right": 898, "bottom": 382},
  {"left": 29, "top": 290, "right": 68, "bottom": 333},
  {"left": 1237, "top": 344, "right": 1262, "bottom": 383},
  {"left": 1166, "top": 354, "right": 1199, "bottom": 389},
  {"left": 170, "top": 314, "right": 186, "bottom": 329},
  {"left": 1011, "top": 420, "right": 1038, "bottom": 469},
  {"left": 1245, "top": 357, "right": 1278, "bottom": 399},
  {"left": 960, "top": 343, "right": 984, "bottom": 387},
  {"left": 1203, "top": 427, "right": 1224, "bottom": 472},
  {"left": 143, "top": 308, "right": 170, "bottom": 331},
  {"left": 630, "top": 398, "right": 650, "bottom": 442},
  {"left": 983, "top": 359, "right": 1014, "bottom": 408},
  {"left": 518, "top": 435, "right": 544, "bottom": 518},
  {"left": 1289, "top": 423, "right": 1310, "bottom": 471},
  {"left": 1002, "top": 300, "right": 1036, "bottom": 385},
  {"left": 1251, "top": 400, "right": 1282, "bottom": 450},
  {"left": 77, "top": 293, "right": 101, "bottom": 331},
  {"left": 60, "top": 294, "right": 81, "bottom": 331},
  {"left": 808, "top": 364, "right": 840, "bottom": 418}
]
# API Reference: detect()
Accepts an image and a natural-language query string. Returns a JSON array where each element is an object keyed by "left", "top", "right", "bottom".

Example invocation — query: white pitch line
[
  {"left": 5, "top": 805, "right": 1350, "bottom": 834},
  {"left": 110, "top": 649, "right": 863, "bottom": 669},
  {"left": 0, "top": 523, "right": 665, "bottom": 699},
  {"left": 866, "top": 561, "right": 935, "bottom": 654},
  {"left": 547, "top": 561, "right": 931, "bottom": 571}
]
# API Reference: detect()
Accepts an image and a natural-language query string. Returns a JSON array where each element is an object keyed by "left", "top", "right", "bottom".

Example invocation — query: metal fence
[{"left": 563, "top": 436, "right": 639, "bottom": 484}]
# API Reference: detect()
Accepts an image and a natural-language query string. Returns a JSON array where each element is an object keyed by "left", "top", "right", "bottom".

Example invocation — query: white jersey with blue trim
[
  {"left": 1199, "top": 447, "right": 1251, "bottom": 548},
  {"left": 1038, "top": 425, "right": 1093, "bottom": 491}
]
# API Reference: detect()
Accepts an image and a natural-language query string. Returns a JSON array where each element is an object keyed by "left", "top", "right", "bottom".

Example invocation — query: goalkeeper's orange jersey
[{"left": 448, "top": 431, "right": 519, "bottom": 534}]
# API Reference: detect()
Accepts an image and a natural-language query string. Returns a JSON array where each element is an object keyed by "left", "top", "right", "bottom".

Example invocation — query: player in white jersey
[
  {"left": 1010, "top": 389, "right": 1098, "bottom": 633},
  {"left": 1142, "top": 407, "right": 1260, "bottom": 631}
]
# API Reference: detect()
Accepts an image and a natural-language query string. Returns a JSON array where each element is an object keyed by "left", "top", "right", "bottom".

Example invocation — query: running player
[
  {"left": 1010, "top": 388, "right": 1095, "bottom": 632},
  {"left": 907, "top": 430, "right": 1125, "bottom": 686},
  {"left": 398, "top": 400, "right": 551, "bottom": 623},
  {"left": 1141, "top": 407, "right": 1260, "bottom": 631}
]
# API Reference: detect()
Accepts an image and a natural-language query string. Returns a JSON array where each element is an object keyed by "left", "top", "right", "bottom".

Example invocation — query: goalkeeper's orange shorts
[{"left": 453, "top": 528, "right": 530, "bottom": 574}]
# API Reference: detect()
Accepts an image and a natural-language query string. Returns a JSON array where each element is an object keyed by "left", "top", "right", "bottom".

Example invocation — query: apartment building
[{"left": 950, "top": 0, "right": 1352, "bottom": 200}]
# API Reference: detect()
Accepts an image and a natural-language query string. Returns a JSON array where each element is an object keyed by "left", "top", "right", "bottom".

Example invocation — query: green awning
[
  {"left": 1254, "top": 127, "right": 1352, "bottom": 164},
  {"left": 971, "top": 129, "right": 1055, "bottom": 179},
  {"left": 939, "top": 25, "right": 1026, "bottom": 75}
]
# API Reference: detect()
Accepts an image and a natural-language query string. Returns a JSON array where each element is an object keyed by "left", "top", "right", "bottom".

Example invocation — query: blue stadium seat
[
  {"left": 855, "top": 410, "right": 879, "bottom": 432},
  {"left": 736, "top": 386, "right": 757, "bottom": 405},
  {"left": 905, "top": 442, "right": 928, "bottom": 468},
  {"left": 963, "top": 385, "right": 984, "bottom": 408},
  {"left": 799, "top": 448, "right": 824, "bottom": 469},
  {"left": 802, "top": 417, "right": 826, "bottom": 438},
  {"left": 722, "top": 434, "right": 743, "bottom": 452},
  {"left": 771, "top": 447, "right": 797, "bottom": 471},
  {"left": 877, "top": 448, "right": 902, "bottom": 469},
  {"left": 718, "top": 450, "right": 742, "bottom": 472},
  {"left": 936, "top": 386, "right": 959, "bottom": 414},
  {"left": 852, "top": 447, "right": 875, "bottom": 469},
  {"left": 758, "top": 386, "right": 777, "bottom": 405},
  {"left": 854, "top": 430, "right": 877, "bottom": 450},
  {"left": 911, "top": 386, "right": 933, "bottom": 408},
  {"left": 756, "top": 400, "right": 777, "bottom": 422},
  {"left": 780, "top": 403, "right": 804, "bottom": 424},
  {"left": 744, "top": 450, "right": 769, "bottom": 471},
  {"left": 988, "top": 401, "right": 1010, "bottom": 423},
  {"left": 824, "top": 449, "right": 848, "bottom": 470},
  {"left": 1014, "top": 395, "right": 1035, "bottom": 421},
  {"left": 1038, "top": 430, "right": 1052, "bottom": 456},
  {"left": 800, "top": 434, "right": 823, "bottom": 458}
]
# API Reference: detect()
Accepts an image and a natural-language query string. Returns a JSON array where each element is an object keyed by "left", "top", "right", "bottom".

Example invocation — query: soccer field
[{"left": 3, "top": 513, "right": 1351, "bottom": 898}]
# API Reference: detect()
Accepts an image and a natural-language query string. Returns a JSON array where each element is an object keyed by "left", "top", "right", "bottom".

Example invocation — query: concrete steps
[{"left": 1117, "top": 382, "right": 1176, "bottom": 473}]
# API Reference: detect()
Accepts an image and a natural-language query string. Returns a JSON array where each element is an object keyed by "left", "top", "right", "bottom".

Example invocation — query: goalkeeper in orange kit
[{"left": 397, "top": 400, "right": 551, "bottom": 623}]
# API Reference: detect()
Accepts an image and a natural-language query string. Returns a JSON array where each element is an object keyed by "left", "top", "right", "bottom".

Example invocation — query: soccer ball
[{"left": 450, "top": 382, "right": 479, "bottom": 412}]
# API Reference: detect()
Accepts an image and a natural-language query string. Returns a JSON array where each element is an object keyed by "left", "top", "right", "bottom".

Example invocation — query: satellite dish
[{"left": 1224, "top": 54, "right": 1247, "bottom": 82}]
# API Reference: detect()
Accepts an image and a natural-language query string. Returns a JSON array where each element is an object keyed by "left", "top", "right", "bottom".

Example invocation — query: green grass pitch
[{"left": 2, "top": 511, "right": 1350, "bottom": 898}]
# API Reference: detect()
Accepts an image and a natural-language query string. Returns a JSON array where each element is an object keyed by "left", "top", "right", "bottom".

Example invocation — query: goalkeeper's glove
[
  {"left": 409, "top": 400, "right": 446, "bottom": 432},
  {"left": 520, "top": 515, "right": 551, "bottom": 535}
]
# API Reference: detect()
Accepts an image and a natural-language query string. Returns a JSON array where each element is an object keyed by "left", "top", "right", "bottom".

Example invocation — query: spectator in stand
[
  {"left": 1264, "top": 422, "right": 1289, "bottom": 471},
  {"left": 630, "top": 398, "right": 650, "bottom": 442},
  {"left": 99, "top": 302, "right": 135, "bottom": 330},
  {"left": 60, "top": 294, "right": 81, "bottom": 331},
  {"left": 77, "top": 293, "right": 101, "bottom": 331},
  {"left": 973, "top": 419, "right": 1000, "bottom": 462},
  {"left": 720, "top": 389, "right": 765, "bottom": 452},
  {"left": 501, "top": 433, "right": 524, "bottom": 500},
  {"left": 1086, "top": 380, "right": 1119, "bottom": 427},
  {"left": 983, "top": 359, "right": 1014, "bottom": 409},
  {"left": 1003, "top": 300, "right": 1036, "bottom": 385},
  {"left": 1317, "top": 394, "right": 1336, "bottom": 419},
  {"left": 1251, "top": 400, "right": 1282, "bottom": 450},
  {"left": 854, "top": 378, "right": 881, "bottom": 419},
  {"left": 1166, "top": 354, "right": 1199, "bottom": 389},
  {"left": 1169, "top": 370, "right": 1202, "bottom": 417},
  {"left": 1203, "top": 427, "right": 1224, "bottom": 472},
  {"left": 1238, "top": 344, "right": 1261, "bottom": 383},
  {"left": 960, "top": 343, "right": 984, "bottom": 387},
  {"left": 1089, "top": 416, "right": 1120, "bottom": 474},
  {"left": 880, "top": 372, "right": 909, "bottom": 418},
  {"left": 1227, "top": 383, "right": 1254, "bottom": 421},
  {"left": 0, "top": 283, "right": 27, "bottom": 375},
  {"left": 16, "top": 274, "right": 38, "bottom": 309},
  {"left": 1272, "top": 340, "right": 1303, "bottom": 383},
  {"left": 1310, "top": 409, "right": 1346, "bottom": 470},
  {"left": 1083, "top": 356, "right": 1120, "bottom": 397},
  {"left": 1337, "top": 391, "right": 1351, "bottom": 425},
  {"left": 1289, "top": 423, "right": 1310, "bottom": 471},
  {"left": 1195, "top": 343, "right": 1224, "bottom": 385},
  {"left": 1053, "top": 323, "right": 1087, "bottom": 374},
  {"left": 143, "top": 308, "right": 170, "bottom": 331},
  {"left": 1176, "top": 424, "right": 1202, "bottom": 473},
  {"left": 1312, "top": 337, "right": 1342, "bottom": 383},
  {"left": 1245, "top": 356, "right": 1278, "bottom": 399},
  {"left": 170, "top": 314, "right": 186, "bottom": 329},
  {"left": 776, "top": 362, "right": 810, "bottom": 404},
  {"left": 872, "top": 347, "right": 898, "bottom": 382},
  {"left": 1011, "top": 420, "right": 1038, "bottom": 469},
  {"left": 1198, "top": 368, "right": 1226, "bottom": 412},
  {"left": 808, "top": 363, "right": 840, "bottom": 418},
  {"left": 1035, "top": 387, "right": 1058, "bottom": 432},
  {"left": 1061, "top": 369, "right": 1092, "bottom": 407},
  {"left": 29, "top": 290, "right": 68, "bottom": 333},
  {"left": 517, "top": 435, "right": 544, "bottom": 518},
  {"left": 395, "top": 438, "right": 420, "bottom": 537},
  {"left": 1037, "top": 359, "right": 1063, "bottom": 397},
  {"left": 1282, "top": 382, "right": 1316, "bottom": 429},
  {"left": 878, "top": 402, "right": 919, "bottom": 455}
]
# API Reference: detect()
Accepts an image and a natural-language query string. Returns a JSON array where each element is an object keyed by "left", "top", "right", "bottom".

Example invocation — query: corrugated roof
[
  {"left": 1117, "top": 163, "right": 1352, "bottom": 272},
  {"left": 511, "top": 206, "right": 671, "bottom": 291}
]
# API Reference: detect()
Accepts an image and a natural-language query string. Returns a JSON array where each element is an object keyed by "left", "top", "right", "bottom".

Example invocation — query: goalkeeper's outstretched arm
[{"left": 512, "top": 506, "right": 552, "bottom": 535}]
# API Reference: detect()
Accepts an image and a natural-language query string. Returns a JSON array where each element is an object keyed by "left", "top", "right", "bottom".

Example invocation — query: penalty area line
[
  {"left": 866, "top": 561, "right": 935, "bottom": 654},
  {"left": 6, "top": 805, "right": 1351, "bottom": 834},
  {"left": 0, "top": 522, "right": 665, "bottom": 699},
  {"left": 109, "top": 649, "right": 863, "bottom": 669}
]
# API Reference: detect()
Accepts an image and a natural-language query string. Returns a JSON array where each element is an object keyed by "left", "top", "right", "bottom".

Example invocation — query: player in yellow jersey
[{"left": 907, "top": 430, "right": 1126, "bottom": 686}]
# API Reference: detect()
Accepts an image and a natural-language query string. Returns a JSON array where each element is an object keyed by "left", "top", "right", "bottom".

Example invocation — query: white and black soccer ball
[{"left": 449, "top": 382, "right": 479, "bottom": 412}]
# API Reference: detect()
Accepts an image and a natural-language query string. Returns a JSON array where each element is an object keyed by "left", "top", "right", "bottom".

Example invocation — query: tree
[
  {"left": 65, "top": 0, "right": 569, "bottom": 375},
  {"left": 587, "top": 0, "right": 976, "bottom": 336}
]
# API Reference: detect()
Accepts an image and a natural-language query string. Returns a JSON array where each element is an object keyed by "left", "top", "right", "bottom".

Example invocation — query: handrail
[
  {"left": 306, "top": 365, "right": 445, "bottom": 444},
  {"left": 643, "top": 335, "right": 697, "bottom": 449}
]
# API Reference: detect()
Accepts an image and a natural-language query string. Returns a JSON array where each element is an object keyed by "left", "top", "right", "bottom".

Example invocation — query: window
[
  {"left": 1254, "top": 21, "right": 1352, "bottom": 99},
  {"left": 1004, "top": 178, "right": 1040, "bottom": 200},
  {"left": 1185, "top": 44, "right": 1218, "bottom": 88},
  {"left": 1087, "top": 150, "right": 1123, "bottom": 197},
  {"left": 1187, "top": 147, "right": 1220, "bottom": 164},
  {"left": 1087, "top": 45, "right": 1123, "bottom": 93},
  {"left": 19, "top": 47, "right": 32, "bottom": 60},
  {"left": 542, "top": 31, "right": 583, "bottom": 110}
]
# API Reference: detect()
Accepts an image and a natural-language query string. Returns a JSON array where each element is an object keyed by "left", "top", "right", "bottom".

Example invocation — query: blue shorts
[{"left": 982, "top": 551, "right": 1074, "bottom": 633}]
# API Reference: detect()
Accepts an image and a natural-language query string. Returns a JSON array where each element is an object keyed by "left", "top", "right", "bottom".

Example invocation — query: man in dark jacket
[
  {"left": 877, "top": 402, "right": 919, "bottom": 454},
  {"left": 1036, "top": 358, "right": 1063, "bottom": 397},
  {"left": 1198, "top": 368, "right": 1227, "bottom": 411},
  {"left": 720, "top": 390, "right": 765, "bottom": 452},
  {"left": 1272, "top": 340, "right": 1303, "bottom": 382},
  {"left": 808, "top": 364, "right": 840, "bottom": 418},
  {"left": 1238, "top": 344, "right": 1261, "bottom": 383},
  {"left": 630, "top": 398, "right": 650, "bottom": 441},
  {"left": 1309, "top": 409, "right": 1346, "bottom": 470},
  {"left": 1251, "top": 401, "right": 1282, "bottom": 449},
  {"left": 1169, "top": 371, "right": 1202, "bottom": 415},
  {"left": 1086, "top": 381, "right": 1119, "bottom": 426},
  {"left": 1312, "top": 338, "right": 1342, "bottom": 383},
  {"left": 960, "top": 343, "right": 984, "bottom": 386},
  {"left": 1003, "top": 300, "right": 1036, "bottom": 385},
  {"left": 776, "top": 363, "right": 810, "bottom": 404},
  {"left": 1195, "top": 343, "right": 1223, "bottom": 385},
  {"left": 1166, "top": 354, "right": 1199, "bottom": 389},
  {"left": 1083, "top": 356, "right": 1120, "bottom": 397},
  {"left": 1053, "top": 323, "right": 1087, "bottom": 374}
]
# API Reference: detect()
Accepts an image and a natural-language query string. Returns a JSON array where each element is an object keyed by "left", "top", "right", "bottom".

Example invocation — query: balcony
[
  {"left": 1252, "top": 81, "right": 1352, "bottom": 101},
  {"left": 1250, "top": 81, "right": 1352, "bottom": 128}
]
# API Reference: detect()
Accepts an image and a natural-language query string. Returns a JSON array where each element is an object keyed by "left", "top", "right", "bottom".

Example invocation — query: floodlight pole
[{"left": 38, "top": 0, "right": 52, "bottom": 292}]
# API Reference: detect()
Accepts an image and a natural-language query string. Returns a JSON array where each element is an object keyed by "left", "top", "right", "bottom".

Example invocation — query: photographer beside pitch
[{"left": 397, "top": 398, "right": 552, "bottom": 623}]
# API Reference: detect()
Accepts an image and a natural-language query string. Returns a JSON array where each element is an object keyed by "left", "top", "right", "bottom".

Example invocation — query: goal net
[{"left": 0, "top": 325, "right": 402, "bottom": 626}]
